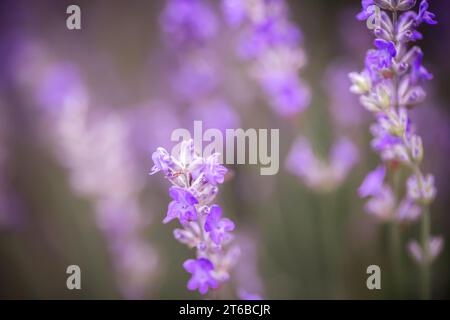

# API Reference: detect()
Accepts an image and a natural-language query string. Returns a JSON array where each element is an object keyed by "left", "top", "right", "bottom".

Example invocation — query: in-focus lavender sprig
[
  {"left": 350, "top": 0, "right": 442, "bottom": 298},
  {"left": 151, "top": 140, "right": 239, "bottom": 295}
]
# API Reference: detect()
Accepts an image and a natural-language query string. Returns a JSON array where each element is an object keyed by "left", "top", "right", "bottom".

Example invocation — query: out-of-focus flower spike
[{"left": 408, "top": 236, "right": 443, "bottom": 265}]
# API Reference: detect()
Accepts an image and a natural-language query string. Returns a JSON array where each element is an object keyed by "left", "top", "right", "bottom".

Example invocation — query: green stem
[
  {"left": 420, "top": 205, "right": 431, "bottom": 299},
  {"left": 389, "top": 220, "right": 402, "bottom": 298},
  {"left": 389, "top": 169, "right": 403, "bottom": 298},
  {"left": 319, "top": 192, "right": 337, "bottom": 299}
]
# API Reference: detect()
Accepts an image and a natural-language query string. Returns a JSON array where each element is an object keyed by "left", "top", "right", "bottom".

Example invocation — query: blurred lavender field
[{"left": 0, "top": 0, "right": 449, "bottom": 299}]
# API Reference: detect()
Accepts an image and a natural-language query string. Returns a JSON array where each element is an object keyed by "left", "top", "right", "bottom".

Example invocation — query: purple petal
[
  {"left": 163, "top": 201, "right": 179, "bottom": 224},
  {"left": 197, "top": 257, "right": 214, "bottom": 271},
  {"left": 359, "top": 165, "right": 386, "bottom": 197},
  {"left": 222, "top": 218, "right": 235, "bottom": 232},
  {"left": 187, "top": 278, "right": 198, "bottom": 291},
  {"left": 183, "top": 259, "right": 197, "bottom": 273}
]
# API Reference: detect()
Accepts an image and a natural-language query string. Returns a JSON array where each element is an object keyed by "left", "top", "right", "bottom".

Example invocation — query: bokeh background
[{"left": 0, "top": 0, "right": 449, "bottom": 299}]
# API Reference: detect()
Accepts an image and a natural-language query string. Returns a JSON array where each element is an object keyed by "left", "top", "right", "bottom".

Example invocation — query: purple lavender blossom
[
  {"left": 286, "top": 137, "right": 359, "bottom": 192},
  {"left": 223, "top": 0, "right": 310, "bottom": 117},
  {"left": 160, "top": 0, "right": 241, "bottom": 146},
  {"left": 150, "top": 148, "right": 176, "bottom": 176},
  {"left": 37, "top": 63, "right": 86, "bottom": 113},
  {"left": 203, "top": 154, "right": 228, "bottom": 185},
  {"left": 359, "top": 167, "right": 423, "bottom": 223},
  {"left": 351, "top": 0, "right": 438, "bottom": 206},
  {"left": 370, "top": 121, "right": 403, "bottom": 157},
  {"left": 351, "top": 0, "right": 441, "bottom": 268},
  {"left": 359, "top": 166, "right": 386, "bottom": 198},
  {"left": 160, "top": 0, "right": 218, "bottom": 48},
  {"left": 364, "top": 185, "right": 395, "bottom": 220},
  {"left": 165, "top": 186, "right": 199, "bottom": 225},
  {"left": 331, "top": 137, "right": 360, "bottom": 181},
  {"left": 204, "top": 205, "right": 235, "bottom": 245},
  {"left": 416, "top": 0, "right": 437, "bottom": 25},
  {"left": 365, "top": 40, "right": 397, "bottom": 82},
  {"left": 125, "top": 103, "right": 181, "bottom": 162},
  {"left": 14, "top": 46, "right": 158, "bottom": 298},
  {"left": 396, "top": 198, "right": 421, "bottom": 222},
  {"left": 408, "top": 237, "right": 444, "bottom": 265},
  {"left": 357, "top": 0, "right": 376, "bottom": 21},
  {"left": 183, "top": 258, "right": 219, "bottom": 294},
  {"left": 236, "top": 13, "right": 301, "bottom": 59},
  {"left": 222, "top": 0, "right": 246, "bottom": 27},
  {"left": 151, "top": 139, "right": 238, "bottom": 295},
  {"left": 260, "top": 73, "right": 310, "bottom": 116},
  {"left": 407, "top": 174, "right": 436, "bottom": 204},
  {"left": 188, "top": 99, "right": 240, "bottom": 134},
  {"left": 54, "top": 104, "right": 157, "bottom": 298},
  {"left": 171, "top": 53, "right": 219, "bottom": 101}
]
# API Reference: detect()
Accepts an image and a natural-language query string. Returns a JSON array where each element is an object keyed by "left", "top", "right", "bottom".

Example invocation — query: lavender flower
[
  {"left": 358, "top": 165, "right": 386, "bottom": 198},
  {"left": 13, "top": 48, "right": 158, "bottom": 298},
  {"left": 286, "top": 137, "right": 359, "bottom": 193},
  {"left": 364, "top": 185, "right": 396, "bottom": 221},
  {"left": 223, "top": 0, "right": 310, "bottom": 116},
  {"left": 159, "top": 0, "right": 218, "bottom": 48},
  {"left": 157, "top": 1, "right": 242, "bottom": 295},
  {"left": 165, "top": 186, "right": 199, "bottom": 225},
  {"left": 204, "top": 205, "right": 235, "bottom": 245},
  {"left": 408, "top": 237, "right": 443, "bottom": 265},
  {"left": 151, "top": 139, "right": 239, "bottom": 295},
  {"left": 359, "top": 166, "right": 421, "bottom": 222},
  {"left": 53, "top": 101, "right": 158, "bottom": 299},
  {"left": 407, "top": 174, "right": 436, "bottom": 205},
  {"left": 183, "top": 258, "right": 219, "bottom": 295},
  {"left": 351, "top": 0, "right": 438, "bottom": 209},
  {"left": 187, "top": 99, "right": 240, "bottom": 134},
  {"left": 160, "top": 0, "right": 240, "bottom": 142},
  {"left": 351, "top": 0, "right": 442, "bottom": 292}
]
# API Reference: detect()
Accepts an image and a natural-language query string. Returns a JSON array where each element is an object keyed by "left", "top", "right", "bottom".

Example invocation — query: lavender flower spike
[
  {"left": 408, "top": 237, "right": 444, "bottom": 265},
  {"left": 222, "top": 0, "right": 310, "bottom": 117},
  {"left": 351, "top": 0, "right": 441, "bottom": 297},
  {"left": 285, "top": 136, "right": 359, "bottom": 193},
  {"left": 151, "top": 139, "right": 238, "bottom": 295}
]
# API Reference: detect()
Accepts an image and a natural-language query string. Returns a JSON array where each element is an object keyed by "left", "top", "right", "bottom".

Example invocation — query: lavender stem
[{"left": 420, "top": 205, "right": 431, "bottom": 299}]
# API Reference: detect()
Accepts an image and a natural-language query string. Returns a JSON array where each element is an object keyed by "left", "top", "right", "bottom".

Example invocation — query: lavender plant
[
  {"left": 160, "top": 0, "right": 240, "bottom": 134},
  {"left": 286, "top": 137, "right": 359, "bottom": 193},
  {"left": 350, "top": 0, "right": 442, "bottom": 298},
  {"left": 11, "top": 43, "right": 158, "bottom": 298},
  {"left": 54, "top": 97, "right": 158, "bottom": 299},
  {"left": 222, "top": 0, "right": 310, "bottom": 117},
  {"left": 150, "top": 140, "right": 239, "bottom": 295},
  {"left": 285, "top": 135, "right": 359, "bottom": 297}
]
